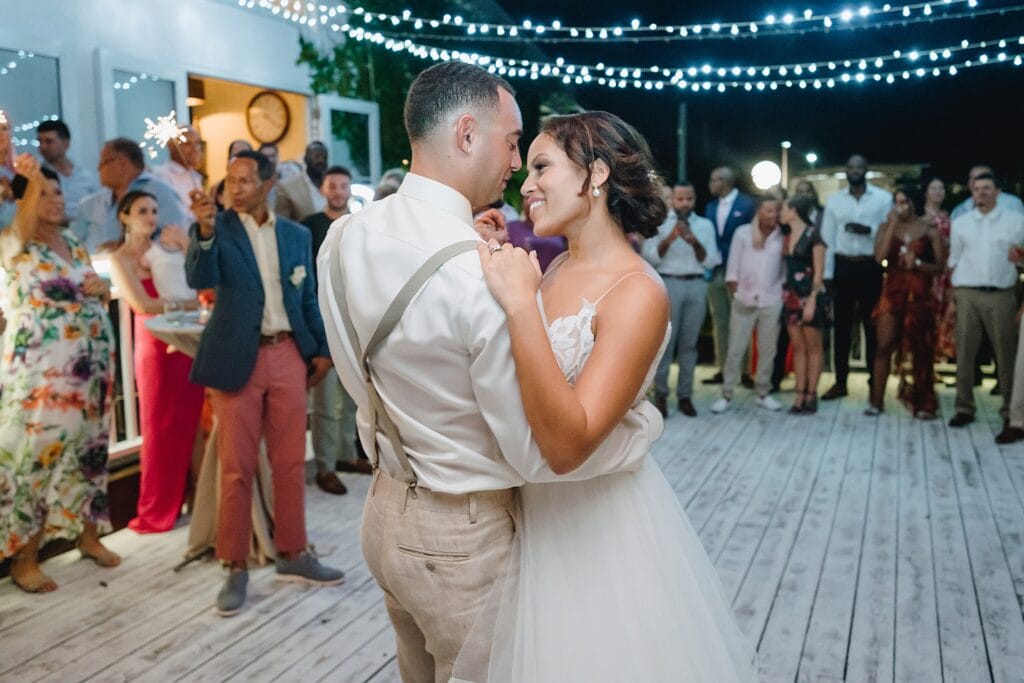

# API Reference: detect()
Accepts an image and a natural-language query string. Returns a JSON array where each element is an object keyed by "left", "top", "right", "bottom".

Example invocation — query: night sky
[{"left": 488, "top": 0, "right": 1024, "bottom": 203}]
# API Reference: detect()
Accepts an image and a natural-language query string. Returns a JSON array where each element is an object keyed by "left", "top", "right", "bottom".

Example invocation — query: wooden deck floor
[{"left": 2, "top": 372, "right": 1023, "bottom": 682}]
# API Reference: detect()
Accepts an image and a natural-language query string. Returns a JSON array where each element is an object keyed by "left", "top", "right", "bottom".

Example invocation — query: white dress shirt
[
  {"left": 151, "top": 160, "right": 203, "bottom": 221},
  {"left": 820, "top": 183, "right": 892, "bottom": 279},
  {"left": 949, "top": 206, "right": 1024, "bottom": 288},
  {"left": 950, "top": 191, "right": 1024, "bottom": 221},
  {"left": 238, "top": 210, "right": 292, "bottom": 334},
  {"left": 715, "top": 188, "right": 739, "bottom": 235},
  {"left": 317, "top": 173, "right": 662, "bottom": 494},
  {"left": 725, "top": 224, "right": 786, "bottom": 308},
  {"left": 641, "top": 212, "right": 721, "bottom": 274}
]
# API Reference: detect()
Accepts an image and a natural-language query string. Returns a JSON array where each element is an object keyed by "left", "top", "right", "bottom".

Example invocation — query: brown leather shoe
[
  {"left": 336, "top": 459, "right": 374, "bottom": 475},
  {"left": 315, "top": 471, "right": 348, "bottom": 495},
  {"left": 654, "top": 395, "right": 668, "bottom": 418},
  {"left": 678, "top": 397, "right": 697, "bottom": 417},
  {"left": 995, "top": 426, "right": 1024, "bottom": 444}
]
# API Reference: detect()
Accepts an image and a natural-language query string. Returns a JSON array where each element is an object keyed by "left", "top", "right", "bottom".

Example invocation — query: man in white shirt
[
  {"left": 274, "top": 142, "right": 328, "bottom": 222},
  {"left": 152, "top": 125, "right": 204, "bottom": 220},
  {"left": 36, "top": 119, "right": 99, "bottom": 224},
  {"left": 950, "top": 164, "right": 1024, "bottom": 221},
  {"left": 947, "top": 172, "right": 1024, "bottom": 430},
  {"left": 711, "top": 196, "right": 786, "bottom": 413},
  {"left": 317, "top": 62, "right": 661, "bottom": 683},
  {"left": 819, "top": 154, "right": 892, "bottom": 400},
  {"left": 642, "top": 181, "right": 721, "bottom": 417}
]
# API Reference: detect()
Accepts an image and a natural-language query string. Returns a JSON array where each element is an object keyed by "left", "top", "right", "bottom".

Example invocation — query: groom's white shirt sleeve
[{"left": 317, "top": 173, "right": 663, "bottom": 495}]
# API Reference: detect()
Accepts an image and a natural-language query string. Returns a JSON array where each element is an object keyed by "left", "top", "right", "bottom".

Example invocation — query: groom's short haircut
[{"left": 404, "top": 61, "right": 516, "bottom": 142}]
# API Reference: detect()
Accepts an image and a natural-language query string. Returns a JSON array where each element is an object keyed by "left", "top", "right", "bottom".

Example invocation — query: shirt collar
[
  {"left": 397, "top": 173, "right": 474, "bottom": 228},
  {"left": 722, "top": 188, "right": 739, "bottom": 205},
  {"left": 844, "top": 182, "right": 882, "bottom": 199},
  {"left": 238, "top": 207, "right": 277, "bottom": 230},
  {"left": 972, "top": 205, "right": 1002, "bottom": 221}
]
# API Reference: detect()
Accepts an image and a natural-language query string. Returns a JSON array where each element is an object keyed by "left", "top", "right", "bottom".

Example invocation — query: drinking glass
[{"left": 164, "top": 300, "right": 185, "bottom": 327}]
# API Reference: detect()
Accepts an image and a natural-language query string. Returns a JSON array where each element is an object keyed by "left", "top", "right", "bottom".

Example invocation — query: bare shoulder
[{"left": 599, "top": 255, "right": 670, "bottom": 324}]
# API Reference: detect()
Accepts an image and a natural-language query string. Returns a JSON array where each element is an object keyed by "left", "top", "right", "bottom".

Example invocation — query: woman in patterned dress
[
  {"left": 780, "top": 193, "right": 830, "bottom": 414},
  {"left": 0, "top": 155, "right": 119, "bottom": 592},
  {"left": 924, "top": 177, "right": 956, "bottom": 361},
  {"left": 865, "top": 186, "right": 945, "bottom": 418}
]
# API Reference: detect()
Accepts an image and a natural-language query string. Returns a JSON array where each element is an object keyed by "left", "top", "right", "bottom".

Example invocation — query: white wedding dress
[{"left": 452, "top": 293, "right": 758, "bottom": 682}]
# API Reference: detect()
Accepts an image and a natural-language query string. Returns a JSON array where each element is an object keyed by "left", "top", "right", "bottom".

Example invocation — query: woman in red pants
[{"left": 110, "top": 190, "right": 204, "bottom": 532}]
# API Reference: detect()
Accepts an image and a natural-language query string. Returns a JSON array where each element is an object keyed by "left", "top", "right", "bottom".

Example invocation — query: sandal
[
  {"left": 789, "top": 392, "right": 806, "bottom": 414},
  {"left": 802, "top": 396, "right": 818, "bottom": 415}
]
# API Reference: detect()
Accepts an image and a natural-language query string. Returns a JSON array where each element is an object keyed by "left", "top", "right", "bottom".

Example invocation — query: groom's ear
[{"left": 455, "top": 114, "right": 478, "bottom": 156}]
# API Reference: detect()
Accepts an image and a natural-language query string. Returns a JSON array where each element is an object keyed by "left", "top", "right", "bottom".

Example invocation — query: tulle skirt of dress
[{"left": 452, "top": 459, "right": 758, "bottom": 682}]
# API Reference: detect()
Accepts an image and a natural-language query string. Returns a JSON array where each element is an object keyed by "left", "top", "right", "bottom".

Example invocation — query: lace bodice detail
[{"left": 544, "top": 297, "right": 670, "bottom": 403}]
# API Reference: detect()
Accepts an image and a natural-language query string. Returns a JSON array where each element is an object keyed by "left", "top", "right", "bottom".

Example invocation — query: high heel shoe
[
  {"left": 802, "top": 395, "right": 818, "bottom": 415},
  {"left": 789, "top": 392, "right": 806, "bottom": 414}
]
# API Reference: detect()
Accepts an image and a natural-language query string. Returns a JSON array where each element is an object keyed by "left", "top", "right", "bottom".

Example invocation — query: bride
[{"left": 455, "top": 111, "right": 757, "bottom": 682}]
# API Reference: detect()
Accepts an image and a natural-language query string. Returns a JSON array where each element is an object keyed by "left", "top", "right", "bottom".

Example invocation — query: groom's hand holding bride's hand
[{"left": 478, "top": 240, "right": 542, "bottom": 314}]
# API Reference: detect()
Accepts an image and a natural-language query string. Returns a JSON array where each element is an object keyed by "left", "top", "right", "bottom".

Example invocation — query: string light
[
  {"left": 238, "top": 0, "right": 985, "bottom": 41},
  {"left": 113, "top": 72, "right": 162, "bottom": 91},
  {"left": 315, "top": 25, "right": 1024, "bottom": 92},
  {"left": 1, "top": 114, "right": 61, "bottom": 148},
  {"left": 0, "top": 49, "right": 35, "bottom": 77}
]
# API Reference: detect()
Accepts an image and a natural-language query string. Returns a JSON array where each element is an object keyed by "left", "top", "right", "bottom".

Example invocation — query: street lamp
[
  {"left": 806, "top": 152, "right": 818, "bottom": 170},
  {"left": 780, "top": 141, "right": 792, "bottom": 189},
  {"left": 752, "top": 160, "right": 782, "bottom": 190}
]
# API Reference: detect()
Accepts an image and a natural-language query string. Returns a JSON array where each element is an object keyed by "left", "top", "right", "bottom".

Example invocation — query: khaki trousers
[
  {"left": 723, "top": 301, "right": 783, "bottom": 398},
  {"left": 361, "top": 470, "right": 517, "bottom": 683},
  {"left": 954, "top": 287, "right": 1018, "bottom": 419}
]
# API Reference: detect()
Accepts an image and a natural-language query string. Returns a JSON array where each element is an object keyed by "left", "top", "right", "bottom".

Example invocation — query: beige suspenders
[{"left": 330, "top": 237, "right": 478, "bottom": 490}]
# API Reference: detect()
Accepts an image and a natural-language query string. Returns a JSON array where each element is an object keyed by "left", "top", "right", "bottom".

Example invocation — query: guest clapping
[
  {"left": 781, "top": 194, "right": 830, "bottom": 414},
  {"left": 865, "top": 187, "right": 945, "bottom": 418},
  {"left": 0, "top": 155, "right": 119, "bottom": 592},
  {"left": 109, "top": 191, "right": 204, "bottom": 533},
  {"left": 711, "top": 196, "right": 786, "bottom": 413}
]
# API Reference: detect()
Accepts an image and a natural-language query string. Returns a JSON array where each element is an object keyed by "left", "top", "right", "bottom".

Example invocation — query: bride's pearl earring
[{"left": 592, "top": 186, "right": 601, "bottom": 198}]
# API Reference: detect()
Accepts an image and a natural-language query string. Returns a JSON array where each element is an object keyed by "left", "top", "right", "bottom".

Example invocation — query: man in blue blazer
[
  {"left": 186, "top": 150, "right": 343, "bottom": 617},
  {"left": 704, "top": 166, "right": 758, "bottom": 386}
]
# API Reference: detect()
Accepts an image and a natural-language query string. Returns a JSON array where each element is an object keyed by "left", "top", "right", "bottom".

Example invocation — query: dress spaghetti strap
[{"left": 594, "top": 271, "right": 660, "bottom": 305}]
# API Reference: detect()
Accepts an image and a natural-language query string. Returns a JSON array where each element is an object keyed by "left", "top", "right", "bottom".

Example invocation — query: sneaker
[
  {"left": 711, "top": 397, "right": 732, "bottom": 414},
  {"left": 755, "top": 395, "right": 782, "bottom": 412},
  {"left": 864, "top": 405, "right": 881, "bottom": 416},
  {"left": 216, "top": 569, "right": 248, "bottom": 617},
  {"left": 275, "top": 551, "right": 345, "bottom": 586}
]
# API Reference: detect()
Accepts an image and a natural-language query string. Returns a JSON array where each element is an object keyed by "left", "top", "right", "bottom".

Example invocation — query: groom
[{"left": 317, "top": 62, "right": 663, "bottom": 682}]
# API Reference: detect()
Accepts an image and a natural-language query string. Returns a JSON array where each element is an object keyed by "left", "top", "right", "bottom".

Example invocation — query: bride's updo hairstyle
[{"left": 540, "top": 111, "right": 667, "bottom": 238}]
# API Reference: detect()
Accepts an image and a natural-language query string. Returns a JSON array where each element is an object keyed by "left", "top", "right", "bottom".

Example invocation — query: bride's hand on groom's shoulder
[{"left": 477, "top": 240, "right": 542, "bottom": 314}]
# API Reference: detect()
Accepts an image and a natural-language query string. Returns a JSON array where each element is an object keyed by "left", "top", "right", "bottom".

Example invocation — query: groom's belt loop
[{"left": 468, "top": 495, "right": 478, "bottom": 525}]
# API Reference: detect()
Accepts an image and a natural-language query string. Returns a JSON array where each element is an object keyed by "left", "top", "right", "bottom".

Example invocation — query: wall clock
[{"left": 246, "top": 90, "right": 290, "bottom": 144}]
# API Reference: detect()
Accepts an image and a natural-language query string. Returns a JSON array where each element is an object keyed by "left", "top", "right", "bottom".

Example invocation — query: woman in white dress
[{"left": 453, "top": 111, "right": 757, "bottom": 682}]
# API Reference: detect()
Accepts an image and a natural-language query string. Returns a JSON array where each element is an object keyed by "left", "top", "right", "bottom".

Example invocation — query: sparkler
[{"left": 140, "top": 110, "right": 186, "bottom": 160}]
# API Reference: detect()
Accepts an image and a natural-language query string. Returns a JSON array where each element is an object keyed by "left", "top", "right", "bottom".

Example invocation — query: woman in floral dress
[
  {"left": 0, "top": 155, "right": 119, "bottom": 592},
  {"left": 923, "top": 177, "right": 956, "bottom": 361}
]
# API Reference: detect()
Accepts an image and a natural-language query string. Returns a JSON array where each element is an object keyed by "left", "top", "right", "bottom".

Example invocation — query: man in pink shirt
[{"left": 712, "top": 196, "right": 787, "bottom": 413}]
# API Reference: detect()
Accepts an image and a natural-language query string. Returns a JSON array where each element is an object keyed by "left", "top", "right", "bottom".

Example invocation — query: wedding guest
[
  {"left": 781, "top": 193, "right": 830, "bottom": 414},
  {"left": 186, "top": 150, "right": 343, "bottom": 617},
  {"left": 152, "top": 125, "right": 204, "bottom": 219},
  {"left": 0, "top": 109, "right": 16, "bottom": 230},
  {"left": 865, "top": 187, "right": 945, "bottom": 418},
  {"left": 37, "top": 119, "right": 99, "bottom": 224},
  {"left": 275, "top": 142, "right": 328, "bottom": 222},
  {"left": 947, "top": 172, "right": 1024, "bottom": 429},
  {"left": 227, "top": 139, "right": 252, "bottom": 160},
  {"left": 711, "top": 195, "right": 786, "bottom": 413},
  {"left": 1000, "top": 272, "right": 1024, "bottom": 443},
  {"left": 0, "top": 156, "right": 120, "bottom": 592},
  {"left": 373, "top": 168, "right": 406, "bottom": 200},
  {"left": 643, "top": 181, "right": 721, "bottom": 417},
  {"left": 820, "top": 155, "right": 892, "bottom": 401},
  {"left": 704, "top": 166, "right": 757, "bottom": 386},
  {"left": 773, "top": 179, "right": 823, "bottom": 391},
  {"left": 301, "top": 165, "right": 365, "bottom": 493},
  {"left": 507, "top": 199, "right": 567, "bottom": 272},
  {"left": 950, "top": 164, "right": 1024, "bottom": 220},
  {"left": 109, "top": 191, "right": 203, "bottom": 532},
  {"left": 73, "top": 138, "right": 188, "bottom": 252},
  {"left": 924, "top": 176, "right": 957, "bottom": 361}
]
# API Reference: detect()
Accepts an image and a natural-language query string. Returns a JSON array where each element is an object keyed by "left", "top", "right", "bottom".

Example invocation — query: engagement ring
[{"left": 489, "top": 245, "right": 502, "bottom": 255}]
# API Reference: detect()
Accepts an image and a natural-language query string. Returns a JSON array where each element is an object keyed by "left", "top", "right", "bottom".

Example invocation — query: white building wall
[{"left": 0, "top": 0, "right": 314, "bottom": 167}]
